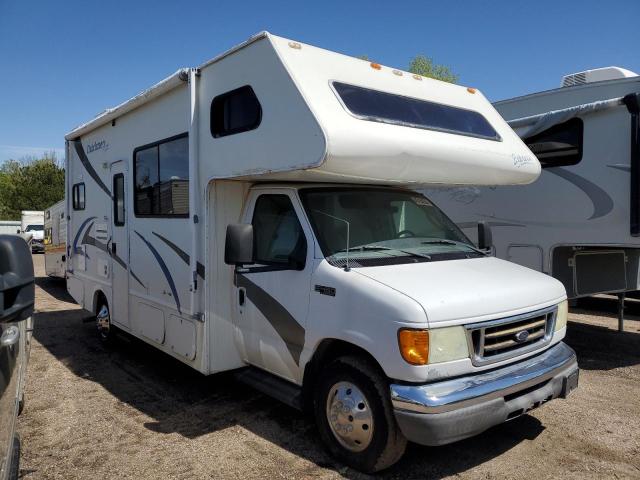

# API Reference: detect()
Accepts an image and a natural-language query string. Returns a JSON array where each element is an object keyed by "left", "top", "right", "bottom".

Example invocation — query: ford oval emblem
[{"left": 515, "top": 330, "right": 530, "bottom": 343}]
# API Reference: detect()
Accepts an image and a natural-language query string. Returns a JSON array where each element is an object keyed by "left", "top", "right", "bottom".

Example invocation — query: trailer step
[{"left": 235, "top": 367, "right": 303, "bottom": 411}]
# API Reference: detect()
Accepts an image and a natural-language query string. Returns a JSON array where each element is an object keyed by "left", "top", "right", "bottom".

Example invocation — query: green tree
[
  {"left": 408, "top": 55, "right": 458, "bottom": 83},
  {"left": 0, "top": 152, "right": 65, "bottom": 220}
]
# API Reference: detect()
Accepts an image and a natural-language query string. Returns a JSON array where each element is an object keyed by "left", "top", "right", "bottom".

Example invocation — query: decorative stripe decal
[
  {"left": 135, "top": 231, "right": 181, "bottom": 314},
  {"left": 72, "top": 216, "right": 97, "bottom": 253},
  {"left": 80, "top": 229, "right": 147, "bottom": 289},
  {"left": 607, "top": 164, "right": 631, "bottom": 172},
  {"left": 73, "top": 141, "right": 112, "bottom": 198},
  {"left": 547, "top": 167, "right": 614, "bottom": 220},
  {"left": 152, "top": 232, "right": 205, "bottom": 279},
  {"left": 236, "top": 273, "right": 305, "bottom": 364},
  {"left": 130, "top": 269, "right": 146, "bottom": 289}
]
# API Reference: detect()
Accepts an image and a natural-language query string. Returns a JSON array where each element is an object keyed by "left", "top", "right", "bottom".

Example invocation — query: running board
[{"left": 235, "top": 367, "right": 303, "bottom": 411}]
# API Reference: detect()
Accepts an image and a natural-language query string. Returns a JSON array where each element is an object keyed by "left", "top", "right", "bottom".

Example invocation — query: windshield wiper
[
  {"left": 422, "top": 239, "right": 487, "bottom": 256},
  {"left": 332, "top": 245, "right": 431, "bottom": 260}
]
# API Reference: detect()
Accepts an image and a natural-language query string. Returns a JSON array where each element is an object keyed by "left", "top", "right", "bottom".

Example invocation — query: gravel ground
[{"left": 17, "top": 254, "right": 640, "bottom": 479}]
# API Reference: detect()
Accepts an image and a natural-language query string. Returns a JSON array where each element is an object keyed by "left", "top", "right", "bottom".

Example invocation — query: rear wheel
[
  {"left": 314, "top": 355, "right": 407, "bottom": 473},
  {"left": 96, "top": 299, "right": 115, "bottom": 344}
]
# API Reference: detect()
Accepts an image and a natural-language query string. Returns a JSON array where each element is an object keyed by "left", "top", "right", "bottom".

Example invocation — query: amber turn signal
[{"left": 398, "top": 329, "right": 429, "bottom": 365}]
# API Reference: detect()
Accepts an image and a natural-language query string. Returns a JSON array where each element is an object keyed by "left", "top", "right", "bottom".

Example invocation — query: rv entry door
[{"left": 110, "top": 163, "right": 130, "bottom": 329}]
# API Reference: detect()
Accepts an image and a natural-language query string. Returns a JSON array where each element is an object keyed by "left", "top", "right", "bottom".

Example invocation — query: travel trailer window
[
  {"left": 113, "top": 174, "right": 125, "bottom": 226},
  {"left": 332, "top": 82, "right": 500, "bottom": 141},
  {"left": 301, "top": 188, "right": 480, "bottom": 268},
  {"left": 251, "top": 194, "right": 306, "bottom": 269},
  {"left": 524, "top": 118, "right": 583, "bottom": 168},
  {"left": 134, "top": 134, "right": 189, "bottom": 217},
  {"left": 72, "top": 183, "right": 85, "bottom": 210},
  {"left": 210, "top": 85, "right": 262, "bottom": 138}
]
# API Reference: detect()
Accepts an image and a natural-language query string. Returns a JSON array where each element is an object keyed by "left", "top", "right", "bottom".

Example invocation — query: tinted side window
[
  {"left": 525, "top": 118, "right": 583, "bottom": 168},
  {"left": 332, "top": 81, "right": 500, "bottom": 141},
  {"left": 134, "top": 134, "right": 189, "bottom": 217},
  {"left": 210, "top": 86, "right": 262, "bottom": 138},
  {"left": 72, "top": 183, "right": 85, "bottom": 210},
  {"left": 113, "top": 174, "right": 125, "bottom": 226},
  {"left": 252, "top": 195, "right": 306, "bottom": 268}
]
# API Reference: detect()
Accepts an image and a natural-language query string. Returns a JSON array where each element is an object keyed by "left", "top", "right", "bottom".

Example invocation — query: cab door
[
  {"left": 110, "top": 163, "right": 130, "bottom": 329},
  {"left": 234, "top": 189, "right": 313, "bottom": 382}
]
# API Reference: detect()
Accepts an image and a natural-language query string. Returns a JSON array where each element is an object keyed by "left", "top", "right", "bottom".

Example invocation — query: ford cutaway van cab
[{"left": 65, "top": 32, "right": 578, "bottom": 472}]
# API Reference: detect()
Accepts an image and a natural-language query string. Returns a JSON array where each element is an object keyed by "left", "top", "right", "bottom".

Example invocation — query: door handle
[
  {"left": 1, "top": 325, "right": 20, "bottom": 347},
  {"left": 112, "top": 242, "right": 117, "bottom": 255},
  {"left": 238, "top": 288, "right": 245, "bottom": 306}
]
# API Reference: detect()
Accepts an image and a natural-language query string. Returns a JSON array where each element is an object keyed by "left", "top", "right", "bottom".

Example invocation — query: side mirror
[
  {"left": 16, "top": 229, "right": 20, "bottom": 234},
  {"left": 477, "top": 221, "right": 493, "bottom": 251},
  {"left": 224, "top": 224, "right": 254, "bottom": 266},
  {"left": 0, "top": 235, "right": 35, "bottom": 323}
]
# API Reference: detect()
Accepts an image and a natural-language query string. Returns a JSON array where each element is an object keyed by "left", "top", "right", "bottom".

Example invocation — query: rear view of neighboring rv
[
  {"left": 44, "top": 200, "right": 66, "bottom": 278},
  {"left": 425, "top": 67, "right": 640, "bottom": 315}
]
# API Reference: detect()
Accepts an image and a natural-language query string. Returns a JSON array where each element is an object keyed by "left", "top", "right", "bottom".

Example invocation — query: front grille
[{"left": 466, "top": 306, "right": 557, "bottom": 366}]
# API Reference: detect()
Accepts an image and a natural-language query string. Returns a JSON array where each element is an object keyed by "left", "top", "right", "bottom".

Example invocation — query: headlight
[
  {"left": 554, "top": 300, "right": 568, "bottom": 332},
  {"left": 429, "top": 326, "right": 469, "bottom": 364},
  {"left": 398, "top": 326, "right": 470, "bottom": 365}
]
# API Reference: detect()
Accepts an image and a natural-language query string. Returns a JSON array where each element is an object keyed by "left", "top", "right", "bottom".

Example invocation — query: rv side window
[
  {"left": 332, "top": 82, "right": 500, "bottom": 141},
  {"left": 134, "top": 134, "right": 189, "bottom": 217},
  {"left": 72, "top": 183, "right": 85, "bottom": 210},
  {"left": 251, "top": 195, "right": 306, "bottom": 269},
  {"left": 210, "top": 85, "right": 262, "bottom": 138},
  {"left": 113, "top": 173, "right": 125, "bottom": 226},
  {"left": 524, "top": 118, "right": 583, "bottom": 168}
]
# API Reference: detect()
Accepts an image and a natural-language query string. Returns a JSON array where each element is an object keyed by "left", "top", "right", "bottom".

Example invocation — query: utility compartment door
[
  {"left": 233, "top": 189, "right": 313, "bottom": 383},
  {"left": 110, "top": 162, "right": 130, "bottom": 328}
]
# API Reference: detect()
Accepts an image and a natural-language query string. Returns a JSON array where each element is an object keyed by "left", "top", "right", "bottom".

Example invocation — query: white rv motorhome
[
  {"left": 425, "top": 67, "right": 640, "bottom": 327},
  {"left": 65, "top": 32, "right": 578, "bottom": 472},
  {"left": 44, "top": 200, "right": 66, "bottom": 278}
]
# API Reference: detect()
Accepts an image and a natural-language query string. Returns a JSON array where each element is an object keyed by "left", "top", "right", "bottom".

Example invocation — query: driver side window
[{"left": 252, "top": 194, "right": 307, "bottom": 269}]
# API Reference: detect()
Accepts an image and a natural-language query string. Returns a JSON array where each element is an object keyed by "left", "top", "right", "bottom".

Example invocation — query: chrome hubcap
[
  {"left": 325, "top": 381, "right": 374, "bottom": 452},
  {"left": 97, "top": 305, "right": 110, "bottom": 338}
]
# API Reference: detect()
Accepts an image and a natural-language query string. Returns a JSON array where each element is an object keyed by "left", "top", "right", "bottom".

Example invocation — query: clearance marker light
[
  {"left": 392, "top": 69, "right": 403, "bottom": 76},
  {"left": 467, "top": 87, "right": 477, "bottom": 94},
  {"left": 288, "top": 41, "right": 302, "bottom": 50},
  {"left": 412, "top": 74, "right": 423, "bottom": 81},
  {"left": 370, "top": 62, "right": 382, "bottom": 70}
]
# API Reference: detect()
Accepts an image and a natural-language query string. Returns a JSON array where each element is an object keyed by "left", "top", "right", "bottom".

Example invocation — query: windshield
[
  {"left": 25, "top": 224, "right": 43, "bottom": 232},
  {"left": 300, "top": 188, "right": 483, "bottom": 268}
]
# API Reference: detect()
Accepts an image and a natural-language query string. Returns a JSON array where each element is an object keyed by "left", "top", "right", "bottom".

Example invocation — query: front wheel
[{"left": 314, "top": 355, "right": 407, "bottom": 473}]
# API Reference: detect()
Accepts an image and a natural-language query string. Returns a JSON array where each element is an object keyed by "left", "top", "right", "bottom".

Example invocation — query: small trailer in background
[
  {"left": 44, "top": 200, "right": 66, "bottom": 278},
  {"left": 425, "top": 66, "right": 640, "bottom": 331},
  {"left": 65, "top": 32, "right": 578, "bottom": 472},
  {"left": 0, "top": 220, "right": 20, "bottom": 235}
]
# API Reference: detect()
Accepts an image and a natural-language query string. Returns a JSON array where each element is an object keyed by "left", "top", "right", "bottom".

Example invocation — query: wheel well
[
  {"left": 301, "top": 339, "right": 386, "bottom": 413},
  {"left": 92, "top": 290, "right": 107, "bottom": 314}
]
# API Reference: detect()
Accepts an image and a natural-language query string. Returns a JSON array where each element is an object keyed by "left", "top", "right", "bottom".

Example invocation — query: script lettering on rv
[
  {"left": 86, "top": 140, "right": 109, "bottom": 153},
  {"left": 511, "top": 153, "right": 535, "bottom": 168}
]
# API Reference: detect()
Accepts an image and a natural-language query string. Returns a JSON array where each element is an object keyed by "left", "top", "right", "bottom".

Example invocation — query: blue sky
[{"left": 1, "top": 0, "right": 638, "bottom": 163}]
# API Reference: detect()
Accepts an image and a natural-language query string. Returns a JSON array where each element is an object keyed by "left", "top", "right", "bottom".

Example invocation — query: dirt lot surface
[{"left": 17, "top": 255, "right": 640, "bottom": 479}]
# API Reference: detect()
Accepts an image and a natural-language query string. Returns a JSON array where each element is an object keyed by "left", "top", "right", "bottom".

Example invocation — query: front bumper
[{"left": 390, "top": 342, "right": 579, "bottom": 446}]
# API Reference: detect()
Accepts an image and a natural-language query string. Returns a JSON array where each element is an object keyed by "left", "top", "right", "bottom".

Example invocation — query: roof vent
[{"left": 561, "top": 67, "right": 638, "bottom": 87}]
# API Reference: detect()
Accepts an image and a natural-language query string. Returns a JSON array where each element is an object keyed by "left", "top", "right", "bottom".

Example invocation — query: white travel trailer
[
  {"left": 44, "top": 200, "right": 66, "bottom": 278},
  {"left": 426, "top": 67, "right": 640, "bottom": 329},
  {"left": 65, "top": 32, "right": 578, "bottom": 472}
]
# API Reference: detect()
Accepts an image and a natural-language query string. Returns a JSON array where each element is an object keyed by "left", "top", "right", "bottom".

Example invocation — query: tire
[
  {"left": 314, "top": 355, "right": 407, "bottom": 473},
  {"left": 17, "top": 392, "right": 25, "bottom": 416},
  {"left": 96, "top": 299, "right": 115, "bottom": 345}
]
